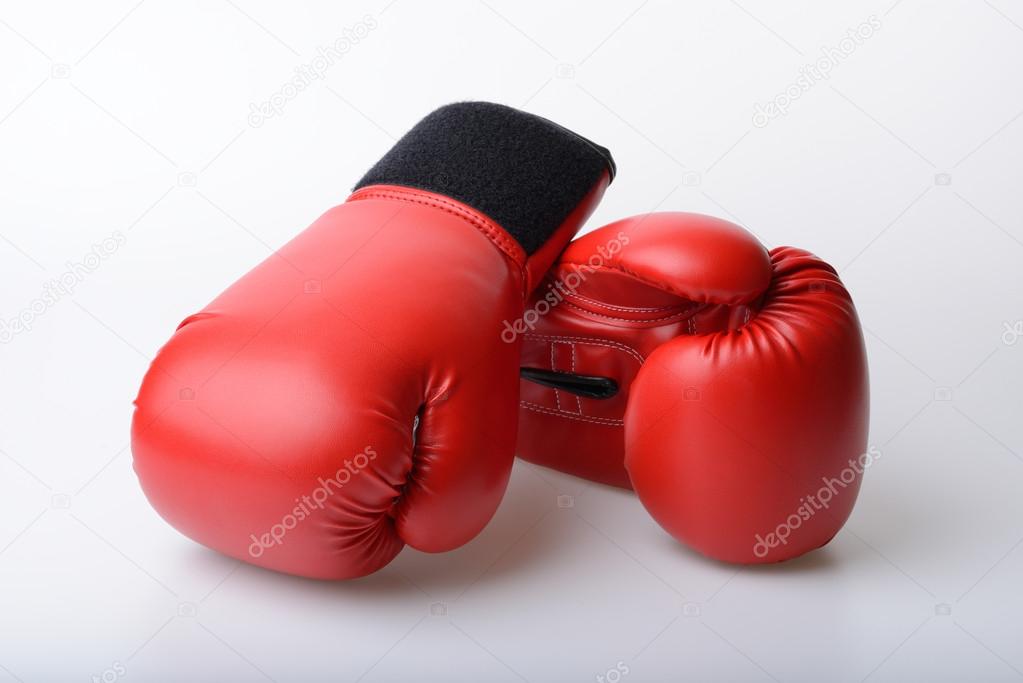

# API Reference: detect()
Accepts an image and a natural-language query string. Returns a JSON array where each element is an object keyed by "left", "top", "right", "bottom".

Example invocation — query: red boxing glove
[
  {"left": 517, "top": 213, "right": 868, "bottom": 563},
  {"left": 131, "top": 103, "right": 614, "bottom": 579}
]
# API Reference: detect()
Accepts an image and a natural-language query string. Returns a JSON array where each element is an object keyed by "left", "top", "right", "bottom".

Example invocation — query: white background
[{"left": 2, "top": 0, "right": 1022, "bottom": 681}]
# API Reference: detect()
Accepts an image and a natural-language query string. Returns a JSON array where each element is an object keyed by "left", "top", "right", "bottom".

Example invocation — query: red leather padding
[
  {"left": 516, "top": 213, "right": 771, "bottom": 488},
  {"left": 132, "top": 178, "right": 608, "bottom": 580},
  {"left": 625, "top": 247, "right": 869, "bottom": 563}
]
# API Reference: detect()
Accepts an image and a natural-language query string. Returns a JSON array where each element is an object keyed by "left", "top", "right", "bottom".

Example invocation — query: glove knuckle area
[
  {"left": 132, "top": 324, "right": 423, "bottom": 579},
  {"left": 395, "top": 363, "right": 519, "bottom": 554},
  {"left": 562, "top": 213, "right": 772, "bottom": 306},
  {"left": 625, "top": 248, "right": 868, "bottom": 563},
  {"left": 626, "top": 355, "right": 867, "bottom": 563}
]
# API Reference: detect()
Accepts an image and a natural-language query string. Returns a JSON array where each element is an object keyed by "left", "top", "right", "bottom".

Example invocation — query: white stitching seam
[
  {"left": 565, "top": 290, "right": 680, "bottom": 313},
  {"left": 522, "top": 334, "right": 644, "bottom": 424},
  {"left": 520, "top": 401, "right": 624, "bottom": 426},
  {"left": 561, "top": 298, "right": 695, "bottom": 324},
  {"left": 524, "top": 334, "right": 646, "bottom": 366},
  {"left": 571, "top": 344, "right": 582, "bottom": 413},
  {"left": 550, "top": 341, "right": 561, "bottom": 411}
]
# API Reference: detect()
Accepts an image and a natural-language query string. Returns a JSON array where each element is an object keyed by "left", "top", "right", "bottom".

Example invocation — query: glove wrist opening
[{"left": 354, "top": 101, "right": 615, "bottom": 255}]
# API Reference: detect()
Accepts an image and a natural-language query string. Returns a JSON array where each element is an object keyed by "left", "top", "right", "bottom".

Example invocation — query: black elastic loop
[{"left": 520, "top": 367, "right": 619, "bottom": 400}]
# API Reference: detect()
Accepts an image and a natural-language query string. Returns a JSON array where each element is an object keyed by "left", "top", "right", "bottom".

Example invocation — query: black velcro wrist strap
[{"left": 354, "top": 101, "right": 615, "bottom": 255}]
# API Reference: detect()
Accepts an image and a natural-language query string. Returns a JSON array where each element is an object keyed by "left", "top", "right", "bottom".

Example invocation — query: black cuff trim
[{"left": 354, "top": 102, "right": 615, "bottom": 255}]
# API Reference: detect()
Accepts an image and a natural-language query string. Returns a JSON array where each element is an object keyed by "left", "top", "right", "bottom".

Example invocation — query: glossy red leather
[
  {"left": 518, "top": 212, "right": 772, "bottom": 487},
  {"left": 132, "top": 178, "right": 608, "bottom": 580},
  {"left": 517, "top": 213, "right": 869, "bottom": 563}
]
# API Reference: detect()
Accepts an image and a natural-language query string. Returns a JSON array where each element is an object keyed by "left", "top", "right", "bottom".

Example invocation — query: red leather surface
[
  {"left": 517, "top": 213, "right": 869, "bottom": 563},
  {"left": 559, "top": 212, "right": 771, "bottom": 307},
  {"left": 517, "top": 212, "right": 771, "bottom": 488},
  {"left": 132, "top": 178, "right": 607, "bottom": 580},
  {"left": 627, "top": 246, "right": 868, "bottom": 563}
]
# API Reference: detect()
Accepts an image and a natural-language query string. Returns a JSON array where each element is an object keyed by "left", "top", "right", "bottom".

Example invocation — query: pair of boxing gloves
[{"left": 131, "top": 102, "right": 868, "bottom": 579}]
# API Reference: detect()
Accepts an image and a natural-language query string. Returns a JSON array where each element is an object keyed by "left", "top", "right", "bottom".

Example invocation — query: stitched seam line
[
  {"left": 561, "top": 299, "right": 695, "bottom": 324},
  {"left": 564, "top": 290, "right": 681, "bottom": 313},
  {"left": 524, "top": 333, "right": 645, "bottom": 365},
  {"left": 571, "top": 344, "right": 581, "bottom": 413},
  {"left": 551, "top": 342, "right": 561, "bottom": 411},
  {"left": 520, "top": 401, "right": 624, "bottom": 426},
  {"left": 557, "top": 262, "right": 747, "bottom": 305},
  {"left": 350, "top": 188, "right": 526, "bottom": 269}
]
